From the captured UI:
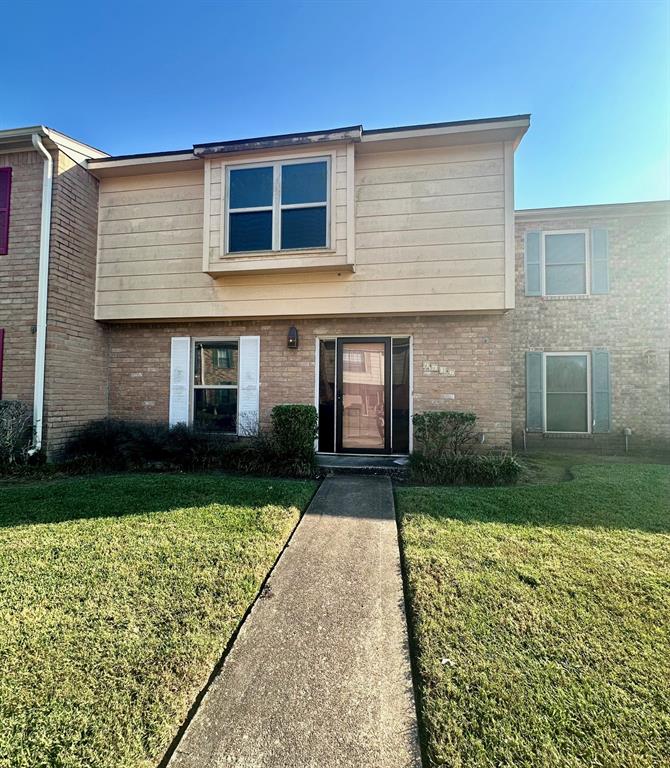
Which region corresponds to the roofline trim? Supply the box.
[193,126,363,157]
[362,114,531,136]
[89,148,194,164]
[0,125,109,159]
[0,125,47,146]
[44,127,109,158]
[516,199,670,219]
[193,125,363,151]
[88,113,532,165]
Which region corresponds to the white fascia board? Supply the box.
[87,152,201,178]
[516,200,670,220]
[360,118,530,152]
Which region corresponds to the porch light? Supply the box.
[287,326,299,349]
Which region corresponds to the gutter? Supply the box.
[29,132,53,454]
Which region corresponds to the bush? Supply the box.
[410,410,520,486]
[0,400,33,470]
[412,411,478,458]
[62,408,319,478]
[62,419,232,472]
[163,424,232,471]
[270,404,318,462]
[409,452,522,486]
[63,418,140,470]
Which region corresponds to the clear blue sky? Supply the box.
[2,0,668,208]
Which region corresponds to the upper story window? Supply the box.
[524,228,610,298]
[543,230,588,295]
[227,158,329,254]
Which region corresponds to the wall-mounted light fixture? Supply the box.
[287,325,299,349]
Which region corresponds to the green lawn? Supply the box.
[397,458,670,768]
[0,473,316,768]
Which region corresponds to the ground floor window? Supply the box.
[544,352,590,433]
[193,340,239,432]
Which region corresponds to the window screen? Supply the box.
[545,354,589,432]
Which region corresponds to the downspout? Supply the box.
[29,132,53,454]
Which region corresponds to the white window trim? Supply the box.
[191,337,240,434]
[541,229,590,297]
[542,351,591,434]
[224,152,333,256]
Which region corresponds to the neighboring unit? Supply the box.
[0,127,108,455]
[514,201,670,452]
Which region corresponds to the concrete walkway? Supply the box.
[168,476,421,768]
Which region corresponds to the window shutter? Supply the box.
[0,168,12,256]
[591,229,609,294]
[592,350,611,433]
[0,328,4,399]
[169,337,191,426]
[526,351,544,432]
[238,335,260,436]
[524,231,542,296]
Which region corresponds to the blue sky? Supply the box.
[2,0,668,208]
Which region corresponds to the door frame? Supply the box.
[335,336,392,455]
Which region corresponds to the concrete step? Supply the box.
[316,454,410,477]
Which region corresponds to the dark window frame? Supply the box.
[192,339,240,434]
[225,156,330,254]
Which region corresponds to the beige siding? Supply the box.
[96,142,510,320]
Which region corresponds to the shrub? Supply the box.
[62,419,233,472]
[62,418,131,469]
[0,400,33,470]
[410,410,520,486]
[161,424,233,471]
[62,410,319,478]
[270,404,318,464]
[409,452,522,486]
[412,411,478,458]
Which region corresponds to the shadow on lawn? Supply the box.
[0,473,316,529]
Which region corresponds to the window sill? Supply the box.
[206,249,353,276]
[225,246,335,258]
[542,432,593,439]
[541,294,592,301]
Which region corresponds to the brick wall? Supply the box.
[107,314,512,448]
[0,150,42,404]
[513,204,670,453]
[43,149,108,456]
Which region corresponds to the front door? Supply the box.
[336,338,391,454]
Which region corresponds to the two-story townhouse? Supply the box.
[87,116,529,457]
[0,127,108,455]
[513,201,670,453]
[3,117,668,460]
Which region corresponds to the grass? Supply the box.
[0,473,316,768]
[397,457,670,767]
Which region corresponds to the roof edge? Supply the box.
[362,113,531,136]
[88,114,532,165]
[89,148,194,164]
[193,125,363,157]
[516,199,670,219]
[0,125,108,159]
